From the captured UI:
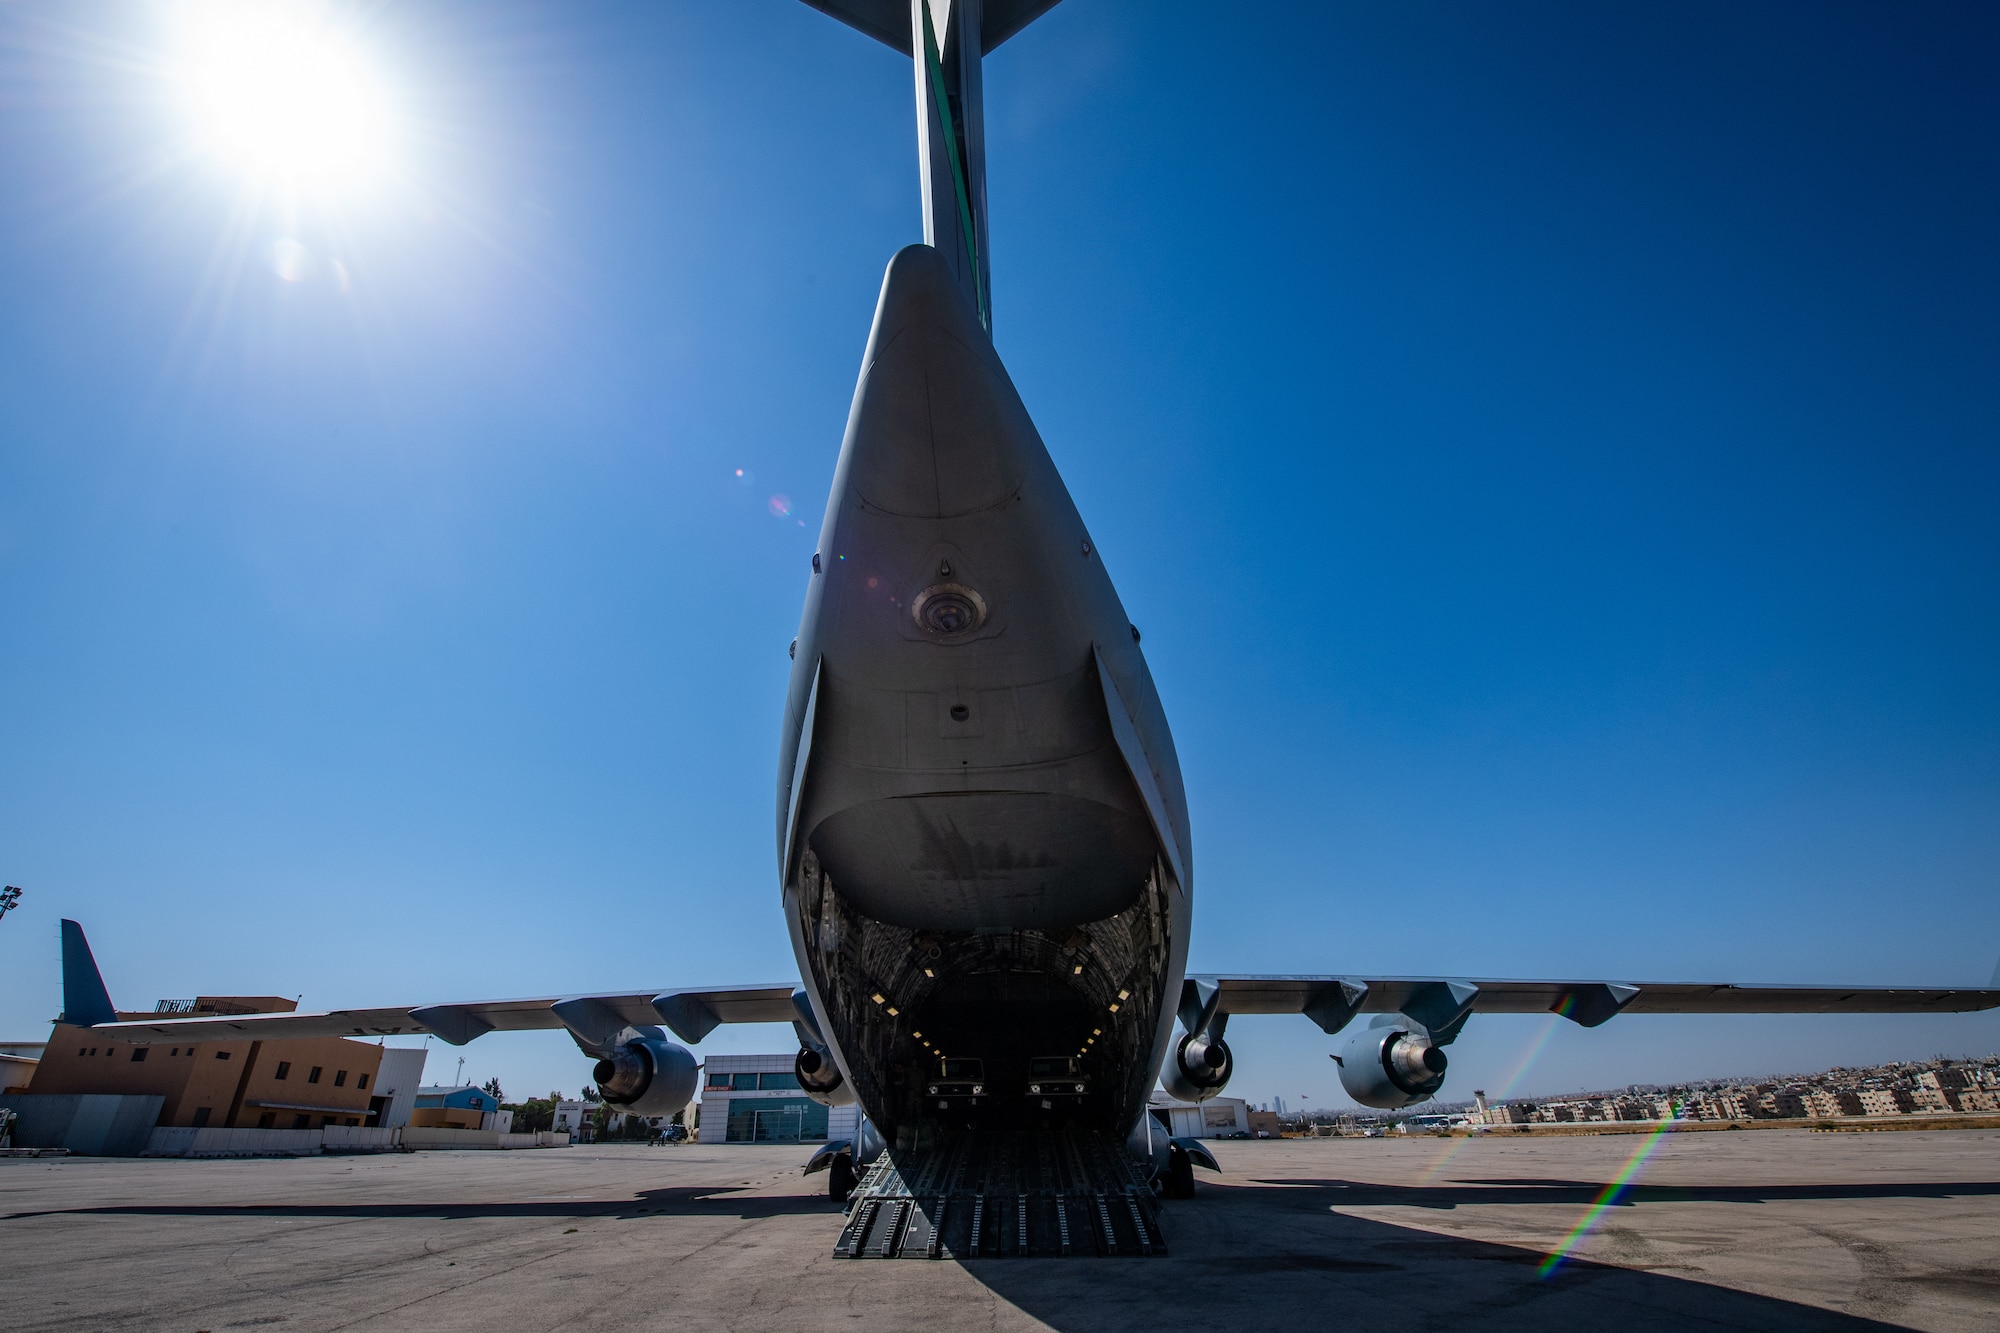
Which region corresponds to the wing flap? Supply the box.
[87,986,798,1046]
[1192,973,2000,1032]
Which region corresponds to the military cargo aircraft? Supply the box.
[62,0,2000,1257]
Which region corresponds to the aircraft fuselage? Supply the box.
[777,245,1193,1147]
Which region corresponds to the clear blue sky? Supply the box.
[2,1,1996,1111]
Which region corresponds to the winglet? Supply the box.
[59,919,117,1028]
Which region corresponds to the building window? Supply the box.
[191,1107,212,1127]
[216,1050,231,1060]
[131,1047,148,1062]
[78,1048,87,1056]
[292,1114,311,1129]
[724,1096,829,1143]
[308,1066,322,1084]
[731,1073,761,1090]
[345,1118,359,1126]
[170,1048,179,1056]
[706,1076,731,1090]
[758,1072,801,1090]
[356,1073,368,1090]
[275,1062,291,1081]
[334,1070,347,1087]
[257,1113,275,1129]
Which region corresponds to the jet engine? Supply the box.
[795,1043,853,1106]
[1159,1029,1233,1103]
[1334,1018,1447,1110]
[593,1030,699,1117]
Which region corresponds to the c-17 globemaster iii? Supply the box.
[62,0,2000,1258]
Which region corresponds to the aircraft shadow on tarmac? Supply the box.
[10,1175,1993,1329]
[952,1176,1999,1332]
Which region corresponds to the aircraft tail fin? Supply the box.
[801,0,1061,56]
[59,919,117,1028]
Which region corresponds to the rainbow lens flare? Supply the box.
[1535,1104,1683,1280]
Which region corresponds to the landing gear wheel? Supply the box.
[828,1152,857,1203]
[1163,1146,1195,1199]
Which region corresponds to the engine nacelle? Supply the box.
[795,1044,854,1106]
[1160,1030,1233,1103]
[593,1031,699,1117]
[1334,1020,1448,1110]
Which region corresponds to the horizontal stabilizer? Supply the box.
[801,0,1062,56]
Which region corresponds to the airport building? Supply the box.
[1147,1092,1251,1138]
[22,997,409,1130]
[698,1054,862,1144]
[1,1042,43,1095]
[411,1084,509,1131]
[371,1048,429,1129]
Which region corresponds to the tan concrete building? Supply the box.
[28,997,383,1130]
[1803,1088,1863,1117]
[1856,1087,1912,1117]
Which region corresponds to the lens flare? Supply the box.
[768,494,792,517]
[1415,1012,1563,1185]
[267,238,314,282]
[1535,1104,1684,1279]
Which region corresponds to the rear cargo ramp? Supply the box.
[833,1125,1166,1259]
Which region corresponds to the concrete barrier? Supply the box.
[130,1124,573,1156]
[0,1094,163,1156]
[144,1127,325,1157]
[401,1126,569,1150]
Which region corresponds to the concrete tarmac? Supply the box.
[3,1128,1997,1331]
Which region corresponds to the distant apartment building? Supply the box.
[1857,1088,1913,1117]
[1803,1089,1863,1118]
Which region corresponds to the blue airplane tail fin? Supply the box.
[60,919,117,1028]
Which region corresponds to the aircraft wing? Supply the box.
[1185,973,2000,1035]
[83,985,802,1047]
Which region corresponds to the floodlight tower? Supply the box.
[804,0,1060,332]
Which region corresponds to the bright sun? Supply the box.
[178,2,390,192]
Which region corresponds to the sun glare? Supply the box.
[178,2,390,192]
